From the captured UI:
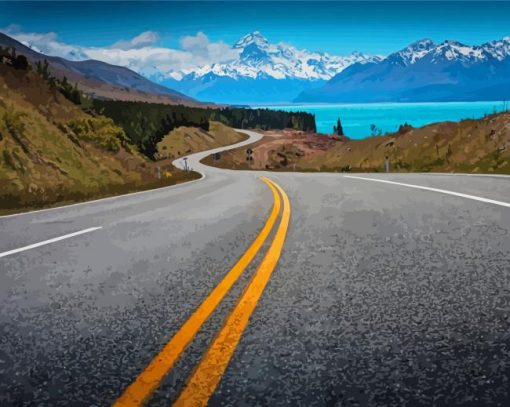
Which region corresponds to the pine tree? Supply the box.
[333,117,344,136]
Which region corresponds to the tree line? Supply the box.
[92,100,316,158]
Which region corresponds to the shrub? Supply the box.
[3,148,25,172]
[67,116,130,153]
[3,106,26,138]
[12,55,29,70]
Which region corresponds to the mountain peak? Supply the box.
[433,40,484,61]
[442,39,464,47]
[409,38,435,49]
[171,32,381,82]
[390,38,435,65]
[234,32,269,49]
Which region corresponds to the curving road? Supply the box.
[1,129,510,406]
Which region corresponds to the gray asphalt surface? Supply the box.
[1,130,510,406]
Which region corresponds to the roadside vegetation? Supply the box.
[0,51,200,214]
[0,48,312,213]
[205,112,510,174]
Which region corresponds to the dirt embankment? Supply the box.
[205,113,510,174]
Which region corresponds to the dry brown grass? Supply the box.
[155,121,248,160]
[206,113,510,174]
[0,64,200,213]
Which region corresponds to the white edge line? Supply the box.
[420,172,510,179]
[344,175,510,208]
[0,227,103,259]
[0,173,206,220]
[0,129,262,220]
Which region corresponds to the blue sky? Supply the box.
[2,1,510,55]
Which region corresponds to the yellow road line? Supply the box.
[114,178,281,407]
[173,177,291,407]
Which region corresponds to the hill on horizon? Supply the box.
[0,32,201,106]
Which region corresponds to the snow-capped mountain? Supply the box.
[161,32,380,103]
[386,39,436,66]
[296,36,510,103]
[179,31,376,80]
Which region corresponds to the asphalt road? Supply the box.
[1,130,510,406]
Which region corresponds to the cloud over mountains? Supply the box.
[1,26,239,78]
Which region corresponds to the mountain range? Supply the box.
[296,37,510,103]
[0,32,198,106]
[3,30,510,105]
[159,32,380,104]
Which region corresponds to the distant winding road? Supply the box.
[1,129,510,406]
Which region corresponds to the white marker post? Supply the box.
[246,148,253,167]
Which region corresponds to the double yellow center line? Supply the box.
[114,177,291,406]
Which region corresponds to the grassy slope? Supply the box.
[206,113,510,174]
[155,121,248,160]
[0,65,199,213]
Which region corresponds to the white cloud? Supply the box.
[112,31,160,50]
[179,31,239,69]
[1,27,239,80]
[181,31,210,52]
[3,25,88,60]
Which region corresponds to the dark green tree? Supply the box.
[370,124,382,136]
[35,59,51,79]
[12,55,29,70]
[333,117,344,136]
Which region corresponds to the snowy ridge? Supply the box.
[388,36,510,65]
[168,32,381,81]
[296,35,510,104]
[389,39,435,66]
[167,34,510,82]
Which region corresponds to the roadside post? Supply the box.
[157,166,161,180]
[385,156,390,173]
[246,148,253,166]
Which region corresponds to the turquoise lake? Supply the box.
[262,101,509,139]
